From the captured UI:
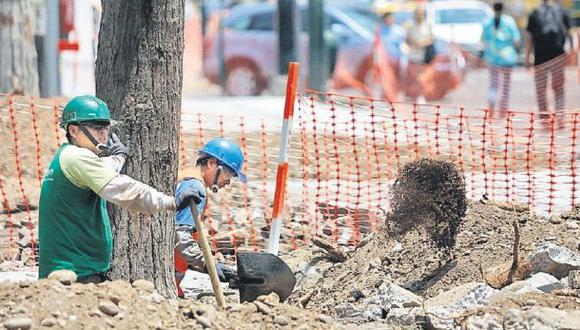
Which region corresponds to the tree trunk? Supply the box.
[95,0,184,298]
[0,0,40,96]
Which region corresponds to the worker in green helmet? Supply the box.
[38,95,204,283]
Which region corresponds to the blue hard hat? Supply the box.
[199,138,247,183]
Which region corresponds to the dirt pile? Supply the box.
[0,278,338,329]
[287,200,579,316]
[388,158,467,249]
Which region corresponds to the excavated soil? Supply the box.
[0,279,338,329]
[286,200,580,315]
[388,158,467,249]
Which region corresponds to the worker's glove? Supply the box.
[101,133,130,158]
[215,262,237,283]
[174,185,205,211]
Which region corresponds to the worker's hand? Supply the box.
[175,185,205,211]
[215,262,237,283]
[101,133,130,158]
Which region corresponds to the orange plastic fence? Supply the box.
[1,92,580,262]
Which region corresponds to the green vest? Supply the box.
[38,144,112,278]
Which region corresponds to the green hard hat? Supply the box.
[60,95,111,128]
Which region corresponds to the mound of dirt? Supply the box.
[388,158,467,249]
[288,200,579,316]
[0,278,338,329]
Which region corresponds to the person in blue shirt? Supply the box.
[379,12,408,73]
[482,2,521,111]
[174,137,247,298]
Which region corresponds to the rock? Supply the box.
[253,301,271,315]
[273,315,289,326]
[361,306,383,321]
[367,280,423,309]
[426,282,497,310]
[98,301,120,316]
[503,307,580,329]
[497,272,564,298]
[316,314,334,324]
[386,308,421,327]
[335,303,363,318]
[549,216,562,224]
[424,307,460,330]
[4,317,32,330]
[529,243,580,278]
[569,270,580,289]
[132,279,155,293]
[242,303,258,314]
[196,316,212,328]
[47,270,77,285]
[566,221,580,230]
[391,242,403,253]
[193,305,216,322]
[40,317,57,327]
[464,313,502,329]
[525,299,537,306]
[257,292,280,306]
[514,272,564,293]
[147,293,165,304]
[227,304,244,313]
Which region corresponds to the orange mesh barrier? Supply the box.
[2,91,580,261]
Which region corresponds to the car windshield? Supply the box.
[434,8,489,24]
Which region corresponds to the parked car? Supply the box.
[428,0,493,55]
[202,2,375,96]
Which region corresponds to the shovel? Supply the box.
[190,202,296,304]
[234,251,297,303]
[190,202,226,307]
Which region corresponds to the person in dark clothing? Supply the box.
[525,0,572,112]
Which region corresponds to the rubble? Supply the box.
[529,242,580,278]
[0,279,337,329]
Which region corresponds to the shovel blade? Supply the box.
[236,252,296,303]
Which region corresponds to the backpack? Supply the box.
[535,4,567,49]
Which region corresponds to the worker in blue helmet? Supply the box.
[174,137,247,297]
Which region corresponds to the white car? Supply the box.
[427,0,493,55]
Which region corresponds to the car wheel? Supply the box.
[226,60,262,96]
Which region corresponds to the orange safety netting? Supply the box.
[1,91,580,261]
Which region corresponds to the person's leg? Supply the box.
[534,64,549,114]
[551,58,566,111]
[488,66,499,110]
[499,67,512,111]
[175,225,205,272]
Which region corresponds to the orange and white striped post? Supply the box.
[268,62,299,255]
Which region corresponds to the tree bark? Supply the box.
[95,0,184,298]
[0,0,40,96]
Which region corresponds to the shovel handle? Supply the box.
[190,201,226,307]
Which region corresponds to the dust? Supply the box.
[388,158,467,249]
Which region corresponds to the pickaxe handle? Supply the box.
[190,201,226,307]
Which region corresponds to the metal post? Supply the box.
[218,0,227,95]
[200,0,207,38]
[44,0,60,97]
[308,0,327,91]
[277,0,298,75]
